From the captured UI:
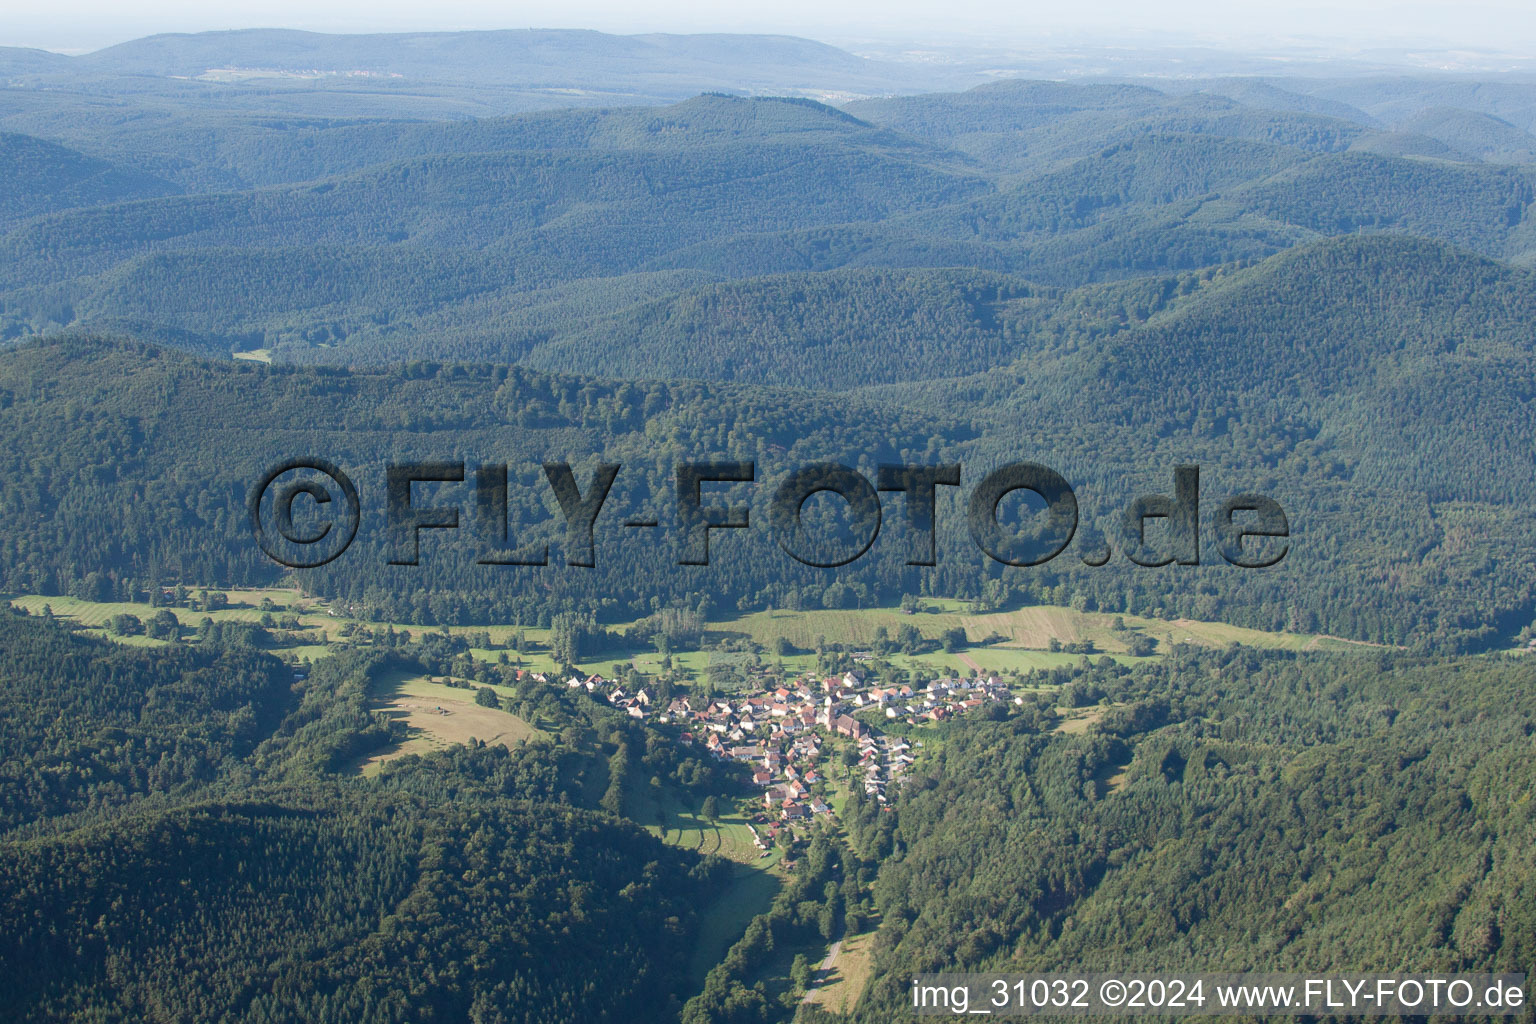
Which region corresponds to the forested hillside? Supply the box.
[0,607,724,1023]
[3,85,1534,366]
[521,268,1046,387]
[825,648,1536,1023]
[1,795,715,1023]
[0,132,180,227]
[7,227,1536,651]
[0,608,289,832]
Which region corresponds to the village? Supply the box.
[546,664,1017,848]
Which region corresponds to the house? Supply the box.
[833,714,865,739]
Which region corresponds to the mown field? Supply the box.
[354,667,545,774]
[714,601,1338,657]
[622,778,789,988]
[8,587,1372,688]
[8,589,568,669]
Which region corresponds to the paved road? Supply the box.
[800,936,844,1004]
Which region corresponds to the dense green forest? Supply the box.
[0,607,727,1022]
[2,86,1535,366]
[0,607,290,832]
[820,647,1536,1023]
[5,239,1536,652]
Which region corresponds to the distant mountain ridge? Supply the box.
[76,28,872,82]
[0,28,957,117]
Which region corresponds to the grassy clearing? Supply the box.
[629,785,786,989]
[639,788,713,853]
[590,649,713,679]
[11,587,315,624]
[1053,707,1107,734]
[803,925,879,1013]
[687,862,784,987]
[8,589,572,667]
[637,786,779,870]
[12,589,1338,683]
[713,602,1324,665]
[354,667,544,775]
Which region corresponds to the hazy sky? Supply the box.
[7,0,1536,55]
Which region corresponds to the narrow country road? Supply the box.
[800,936,844,1004]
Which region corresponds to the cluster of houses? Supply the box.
[634,669,1015,827]
[885,674,1015,726]
[513,665,1015,831]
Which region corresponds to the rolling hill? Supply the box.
[0,131,181,227]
